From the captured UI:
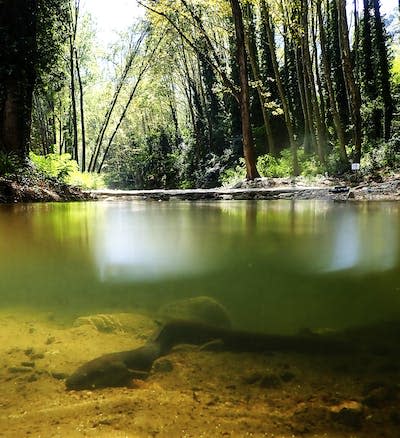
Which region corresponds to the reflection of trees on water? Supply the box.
[217,200,399,273]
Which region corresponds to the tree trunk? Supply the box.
[244,22,275,155]
[317,2,348,162]
[88,29,146,172]
[97,37,161,173]
[372,0,394,140]
[75,49,86,171]
[229,0,260,180]
[69,34,79,164]
[336,0,362,163]
[0,0,38,159]
[301,0,326,164]
[264,8,299,176]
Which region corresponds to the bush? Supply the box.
[361,136,400,174]
[220,148,324,185]
[67,171,106,189]
[29,152,78,181]
[104,130,181,189]
[220,158,247,186]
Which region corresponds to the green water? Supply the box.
[1,200,399,333]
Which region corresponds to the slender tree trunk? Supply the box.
[88,29,146,172]
[97,37,161,173]
[69,38,78,163]
[373,0,394,140]
[317,2,348,162]
[75,49,86,171]
[311,9,327,136]
[68,2,79,164]
[265,7,299,175]
[180,44,202,156]
[230,0,260,180]
[336,0,362,163]
[301,0,326,164]
[168,81,180,148]
[244,27,275,155]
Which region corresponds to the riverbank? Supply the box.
[3,173,400,204]
[91,174,400,202]
[0,175,92,203]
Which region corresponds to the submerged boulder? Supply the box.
[73,313,157,338]
[157,296,232,329]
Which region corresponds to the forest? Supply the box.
[1,0,400,190]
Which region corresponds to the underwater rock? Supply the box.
[329,401,363,429]
[157,296,231,328]
[73,313,157,336]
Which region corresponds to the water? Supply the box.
[1,200,400,333]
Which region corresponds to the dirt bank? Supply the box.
[0,175,92,203]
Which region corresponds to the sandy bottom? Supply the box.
[0,310,399,438]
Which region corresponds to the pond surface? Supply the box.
[1,200,399,332]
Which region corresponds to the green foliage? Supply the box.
[104,130,180,189]
[220,149,324,185]
[258,149,323,178]
[29,152,78,181]
[360,136,400,173]
[67,172,106,190]
[0,152,22,176]
[30,152,105,188]
[220,158,247,186]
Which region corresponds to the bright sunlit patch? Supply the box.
[94,203,210,282]
[325,208,397,273]
[82,0,144,45]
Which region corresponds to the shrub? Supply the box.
[29,152,78,181]
[67,171,106,189]
[361,136,400,174]
[220,148,324,186]
[220,158,247,186]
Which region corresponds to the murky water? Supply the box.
[1,200,399,332]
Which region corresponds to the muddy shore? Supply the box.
[0,176,91,204]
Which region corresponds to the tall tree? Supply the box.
[336,0,362,163]
[229,0,260,179]
[264,3,299,175]
[0,0,38,159]
[68,0,79,164]
[372,0,394,140]
[140,0,260,180]
[317,2,348,162]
